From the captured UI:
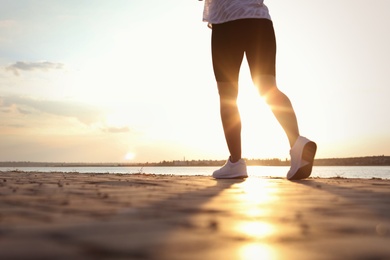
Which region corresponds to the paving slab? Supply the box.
[0,171,389,259]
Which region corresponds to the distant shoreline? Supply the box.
[1,155,389,167]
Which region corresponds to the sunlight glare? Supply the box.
[237,64,289,159]
[234,178,278,204]
[125,152,135,161]
[236,221,274,239]
[239,243,277,260]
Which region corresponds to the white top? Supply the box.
[203,0,271,24]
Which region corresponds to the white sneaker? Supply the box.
[287,136,317,180]
[213,157,248,179]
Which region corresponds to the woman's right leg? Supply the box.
[256,76,300,148]
[212,21,245,163]
[245,19,300,148]
[244,19,316,180]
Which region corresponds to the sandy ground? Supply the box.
[0,171,389,260]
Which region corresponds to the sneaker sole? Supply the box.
[213,174,248,179]
[288,141,317,180]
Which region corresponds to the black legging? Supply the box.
[211,18,276,94]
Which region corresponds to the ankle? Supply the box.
[289,135,300,148]
[229,156,241,163]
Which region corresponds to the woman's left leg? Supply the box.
[212,21,246,162]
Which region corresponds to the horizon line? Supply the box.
[0,155,389,165]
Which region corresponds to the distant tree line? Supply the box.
[1,155,389,167]
[313,155,390,166]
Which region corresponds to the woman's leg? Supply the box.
[257,76,299,148]
[212,21,245,162]
[217,82,242,162]
[243,19,316,180]
[245,19,300,148]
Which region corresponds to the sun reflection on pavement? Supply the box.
[239,243,277,260]
[236,221,274,238]
[232,178,280,259]
[234,178,279,204]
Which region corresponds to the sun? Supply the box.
[125,152,135,161]
[237,79,289,159]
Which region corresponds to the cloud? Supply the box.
[101,126,131,134]
[0,19,16,28]
[0,95,102,125]
[0,96,138,135]
[5,61,64,76]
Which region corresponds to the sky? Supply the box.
[0,0,389,163]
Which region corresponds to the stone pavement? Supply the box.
[0,171,389,259]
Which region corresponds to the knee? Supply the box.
[217,82,239,100]
[254,75,277,97]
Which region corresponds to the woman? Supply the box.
[201,0,317,180]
